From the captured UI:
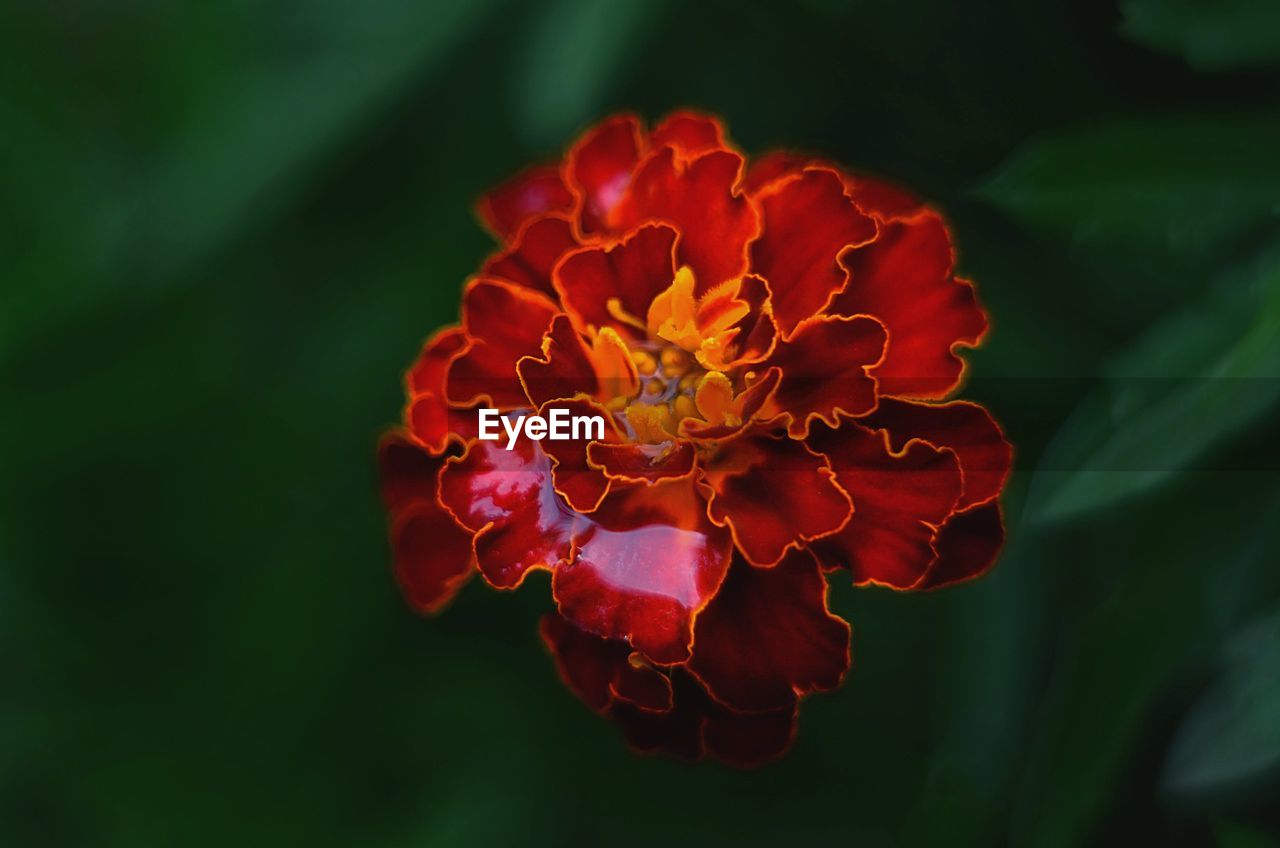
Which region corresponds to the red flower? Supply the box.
[380,111,1012,766]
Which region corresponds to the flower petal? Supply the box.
[700,431,851,566]
[688,550,850,712]
[567,114,644,234]
[554,223,678,337]
[553,477,732,664]
[587,440,697,485]
[535,396,620,513]
[475,164,574,241]
[859,397,1011,509]
[609,148,760,291]
[540,612,673,713]
[437,437,575,588]
[844,173,924,222]
[831,212,987,399]
[767,314,887,438]
[391,499,475,613]
[612,671,797,766]
[480,213,579,300]
[807,419,962,588]
[446,279,559,408]
[918,501,1004,589]
[517,314,600,408]
[751,168,877,337]
[377,434,475,612]
[404,327,471,454]
[648,110,727,158]
[742,150,810,195]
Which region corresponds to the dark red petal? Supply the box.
[378,432,441,513]
[553,223,678,337]
[610,148,760,292]
[680,367,782,441]
[700,431,851,566]
[475,164,574,242]
[567,115,645,234]
[613,671,797,767]
[688,550,850,712]
[751,168,877,337]
[391,498,475,613]
[767,315,886,438]
[480,214,579,300]
[407,327,467,396]
[377,434,475,612]
[724,274,777,366]
[540,612,673,713]
[446,279,559,408]
[918,501,1004,589]
[536,396,619,513]
[700,700,797,768]
[648,110,727,158]
[807,419,962,588]
[517,314,600,409]
[587,440,697,485]
[831,212,987,399]
[437,437,575,588]
[844,173,924,221]
[553,478,732,665]
[859,397,1011,509]
[743,150,811,195]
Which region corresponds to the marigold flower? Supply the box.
[379,111,1012,766]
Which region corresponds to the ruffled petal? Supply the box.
[700,430,851,566]
[831,212,987,399]
[843,173,924,222]
[535,396,620,513]
[766,315,886,438]
[554,223,678,337]
[807,419,962,588]
[612,671,796,766]
[446,279,559,408]
[859,397,1011,509]
[377,434,475,612]
[553,477,732,664]
[540,612,673,713]
[648,110,728,159]
[566,114,644,234]
[688,550,850,712]
[517,313,600,408]
[587,440,697,485]
[751,168,877,337]
[404,327,470,454]
[609,147,760,291]
[475,164,574,241]
[437,437,575,588]
[919,501,1004,589]
[742,150,810,196]
[480,213,579,300]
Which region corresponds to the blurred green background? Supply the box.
[3,0,1279,844]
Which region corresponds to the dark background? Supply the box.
[4,0,1280,845]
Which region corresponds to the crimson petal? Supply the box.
[554,223,678,337]
[609,147,760,292]
[480,213,579,300]
[688,550,850,712]
[832,212,987,399]
[437,437,575,588]
[553,478,731,664]
[567,114,644,234]
[446,279,559,409]
[767,314,886,438]
[700,430,851,566]
[475,164,574,241]
[807,419,962,588]
[751,168,877,337]
[540,612,673,713]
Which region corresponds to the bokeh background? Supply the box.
[4,0,1280,844]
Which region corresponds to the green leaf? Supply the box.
[1026,244,1280,525]
[1163,608,1280,797]
[977,116,1280,258]
[1121,0,1280,72]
